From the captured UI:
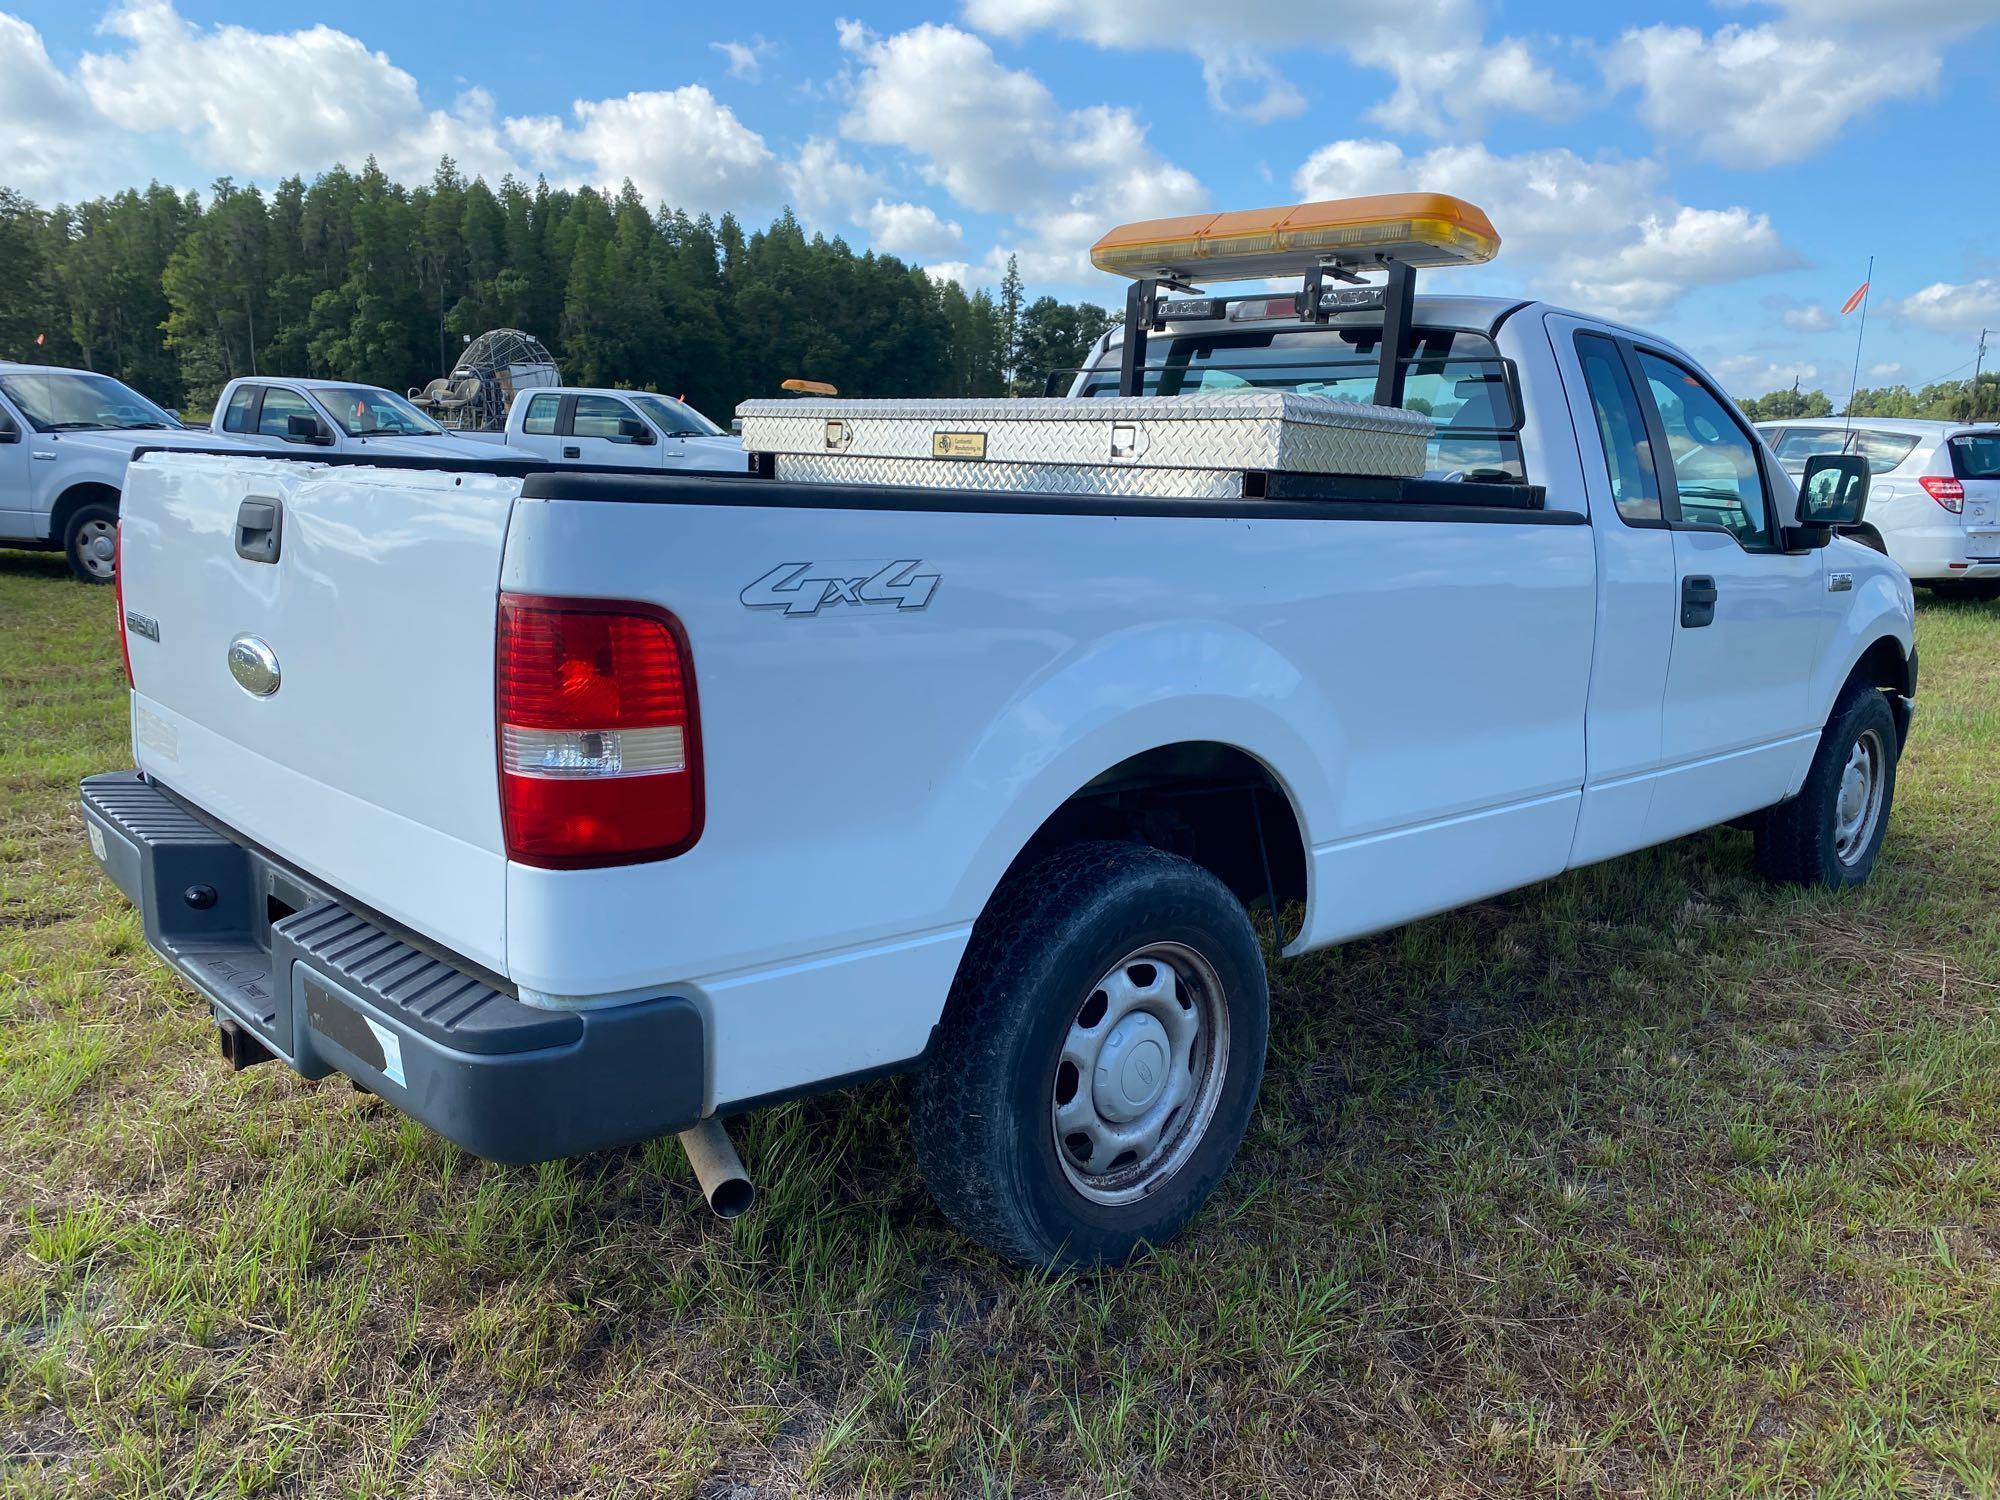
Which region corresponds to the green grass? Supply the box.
[4,547,1999,1497]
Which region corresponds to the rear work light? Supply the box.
[496,594,703,868]
[1919,475,1965,512]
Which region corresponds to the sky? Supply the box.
[3,0,1998,400]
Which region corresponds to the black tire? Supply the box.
[911,842,1269,1267]
[1754,687,1899,888]
[62,500,119,585]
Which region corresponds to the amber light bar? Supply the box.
[1090,193,1500,283]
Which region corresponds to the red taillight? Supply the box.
[496,594,703,867]
[113,523,134,688]
[1919,475,1965,512]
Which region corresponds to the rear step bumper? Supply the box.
[80,771,705,1163]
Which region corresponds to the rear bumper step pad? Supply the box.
[80,771,704,1162]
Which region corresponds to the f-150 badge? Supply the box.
[741,560,940,617]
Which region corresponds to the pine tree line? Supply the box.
[0,160,1118,421]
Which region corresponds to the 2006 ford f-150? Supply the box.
[82,195,1916,1266]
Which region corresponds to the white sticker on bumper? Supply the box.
[362,1016,407,1087]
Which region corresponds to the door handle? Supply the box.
[31,451,57,461]
[1680,574,1717,628]
[235,496,282,564]
[562,445,580,459]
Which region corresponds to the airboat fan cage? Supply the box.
[410,328,561,431]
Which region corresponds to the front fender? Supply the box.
[938,618,1338,936]
[1812,553,1916,725]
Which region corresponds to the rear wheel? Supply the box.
[1754,687,1898,888]
[62,501,118,585]
[911,842,1268,1267]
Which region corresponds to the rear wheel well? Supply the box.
[1838,635,1914,750]
[52,482,120,542]
[1001,743,1308,944]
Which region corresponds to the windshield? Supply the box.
[0,370,178,432]
[314,385,443,438]
[631,394,725,438]
[1077,325,1525,481]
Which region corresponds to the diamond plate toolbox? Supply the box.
[737,393,1434,495]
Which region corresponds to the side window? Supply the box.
[257,387,316,440]
[1574,333,1662,524]
[221,386,257,433]
[573,394,636,441]
[1635,351,1773,548]
[522,393,561,436]
[1772,428,1848,468]
[1851,429,1919,474]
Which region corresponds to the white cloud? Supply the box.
[838,22,1203,284]
[863,200,964,258]
[1294,140,1797,321]
[1708,353,1826,399]
[508,87,778,214]
[1200,52,1305,124]
[0,13,110,199]
[1782,304,1834,332]
[710,36,773,83]
[1868,361,1905,379]
[1885,279,2000,335]
[779,135,884,227]
[960,0,1580,132]
[79,0,519,182]
[1605,21,1940,169]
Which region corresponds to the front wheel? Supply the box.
[911,842,1269,1267]
[62,500,119,585]
[1754,687,1899,888]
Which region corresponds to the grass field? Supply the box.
[3,549,1998,1498]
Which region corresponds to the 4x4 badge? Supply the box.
[742,560,940,617]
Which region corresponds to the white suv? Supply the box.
[1757,418,2000,599]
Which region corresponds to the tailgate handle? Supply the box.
[235,498,283,564]
[1680,574,1717,628]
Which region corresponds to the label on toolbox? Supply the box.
[931,431,988,459]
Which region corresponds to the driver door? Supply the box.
[0,397,32,540]
[1622,342,1828,841]
[565,394,662,468]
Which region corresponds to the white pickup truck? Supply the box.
[211,376,540,461]
[82,195,1916,1267]
[0,362,232,583]
[457,386,751,472]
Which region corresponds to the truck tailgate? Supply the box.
[117,454,521,972]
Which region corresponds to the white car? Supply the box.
[212,376,540,462]
[0,362,241,583]
[458,386,751,472]
[1757,417,2000,599]
[83,193,1917,1267]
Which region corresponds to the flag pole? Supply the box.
[1844,254,1873,431]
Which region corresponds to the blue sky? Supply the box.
[4,0,1998,399]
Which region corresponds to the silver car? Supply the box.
[1756,417,2000,599]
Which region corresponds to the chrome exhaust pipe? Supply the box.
[677,1117,754,1218]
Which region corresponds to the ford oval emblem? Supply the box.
[227,635,281,697]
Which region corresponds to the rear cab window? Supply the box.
[1078,325,1527,483]
[522,393,561,435]
[221,386,256,434]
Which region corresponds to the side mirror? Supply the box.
[616,415,655,446]
[1786,451,1869,551]
[286,413,333,446]
[1800,451,1869,527]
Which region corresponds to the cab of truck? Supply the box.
[212,377,539,461]
[466,386,750,472]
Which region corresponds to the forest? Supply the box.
[0,160,1116,422]
[1739,374,1999,424]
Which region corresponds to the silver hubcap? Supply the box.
[1834,727,1886,867]
[1051,941,1229,1206]
[76,518,116,579]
